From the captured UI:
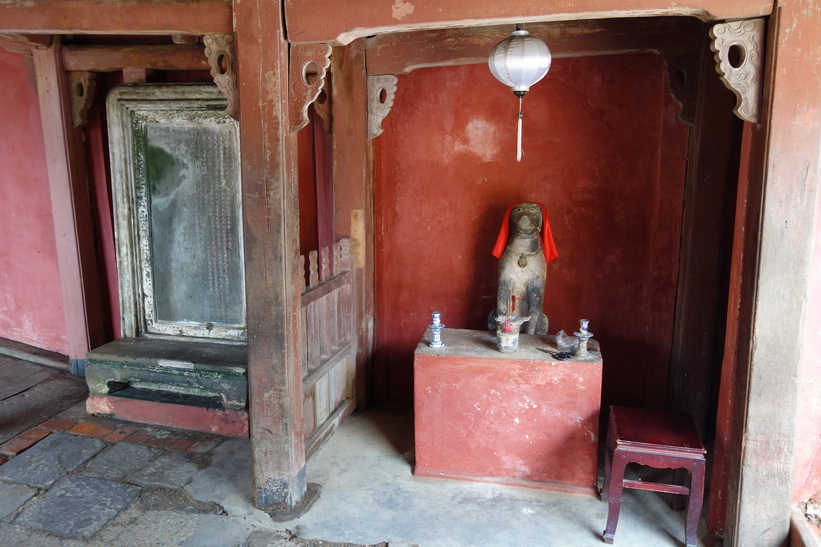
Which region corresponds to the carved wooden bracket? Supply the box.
[367,75,398,139]
[709,19,765,124]
[289,43,332,133]
[203,34,239,120]
[664,54,700,126]
[313,76,333,134]
[69,71,97,128]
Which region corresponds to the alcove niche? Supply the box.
[85,84,249,431]
[371,16,740,446]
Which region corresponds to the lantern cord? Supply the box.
[516,97,523,162]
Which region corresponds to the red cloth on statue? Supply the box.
[491,203,559,262]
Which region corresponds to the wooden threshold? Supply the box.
[0,337,70,371]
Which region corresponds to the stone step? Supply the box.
[86,337,247,411]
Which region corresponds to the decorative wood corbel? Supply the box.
[664,54,700,126]
[367,75,397,139]
[289,43,332,133]
[203,34,239,120]
[69,71,97,128]
[709,19,765,124]
[313,76,333,134]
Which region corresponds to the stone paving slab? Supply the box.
[0,482,36,519]
[14,474,140,538]
[0,432,105,488]
[82,442,162,481]
[129,450,201,488]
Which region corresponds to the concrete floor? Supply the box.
[291,407,719,547]
[0,354,722,546]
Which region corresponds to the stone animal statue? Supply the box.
[490,203,559,335]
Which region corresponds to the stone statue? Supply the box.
[490,203,558,335]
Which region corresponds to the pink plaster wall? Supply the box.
[792,190,821,504]
[0,50,67,354]
[374,54,689,405]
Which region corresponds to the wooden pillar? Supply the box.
[234,0,307,510]
[724,2,821,543]
[708,118,759,536]
[32,38,106,375]
[331,41,374,405]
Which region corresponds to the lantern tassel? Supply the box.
[516,97,523,162]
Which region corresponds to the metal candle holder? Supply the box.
[574,319,594,357]
[428,311,445,348]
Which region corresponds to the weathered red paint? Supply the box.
[782,0,821,512]
[285,0,773,44]
[86,88,120,341]
[707,122,755,535]
[793,186,821,504]
[298,117,319,258]
[0,49,67,353]
[718,1,821,541]
[332,41,374,405]
[0,0,232,35]
[86,395,249,437]
[414,330,602,495]
[235,0,307,510]
[33,40,107,366]
[374,54,688,406]
[62,45,210,72]
[365,17,706,76]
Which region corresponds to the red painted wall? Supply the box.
[374,54,689,404]
[0,50,67,354]
[298,115,319,258]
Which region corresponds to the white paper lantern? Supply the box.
[488,29,552,161]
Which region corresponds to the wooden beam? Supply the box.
[0,0,232,35]
[285,0,773,45]
[366,17,706,75]
[723,0,821,543]
[63,45,209,72]
[32,39,106,375]
[235,0,308,512]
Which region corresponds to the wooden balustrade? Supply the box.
[299,238,356,457]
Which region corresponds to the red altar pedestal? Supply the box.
[413,328,603,496]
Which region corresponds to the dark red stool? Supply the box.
[601,405,706,546]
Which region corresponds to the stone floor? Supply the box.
[0,355,723,546]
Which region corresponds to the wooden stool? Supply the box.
[601,405,706,546]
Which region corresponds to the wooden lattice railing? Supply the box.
[299,238,355,458]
